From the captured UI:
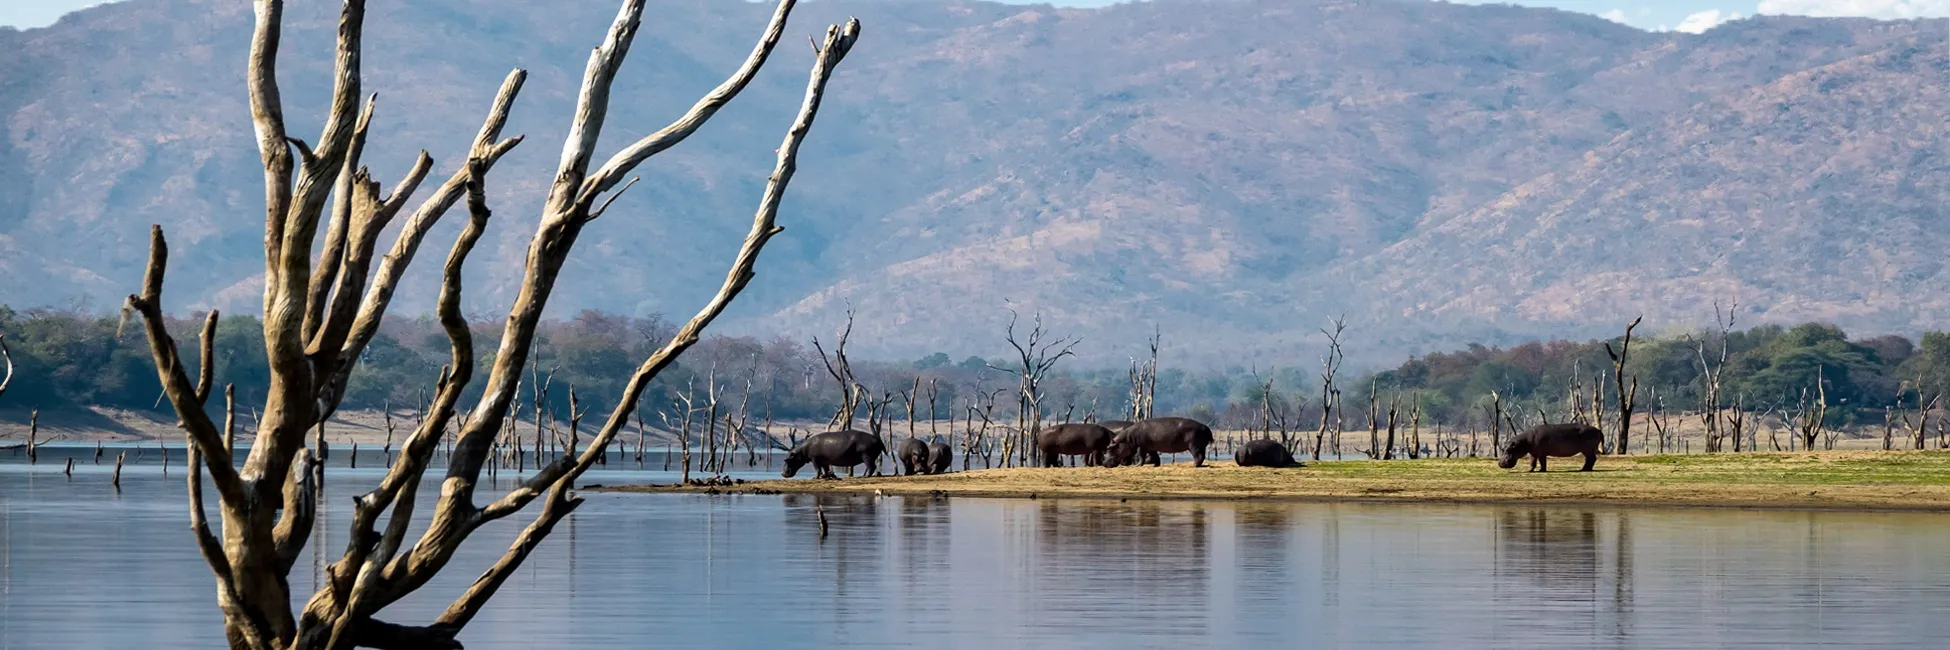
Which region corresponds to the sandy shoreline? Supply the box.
[600,451,1950,513]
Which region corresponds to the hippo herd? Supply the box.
[896,437,955,475]
[780,417,1606,479]
[781,416,1231,479]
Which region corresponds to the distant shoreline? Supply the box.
[600,451,1950,513]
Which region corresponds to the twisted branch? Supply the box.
[125,226,243,503]
[436,17,862,631]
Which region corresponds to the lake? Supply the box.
[2,446,1948,648]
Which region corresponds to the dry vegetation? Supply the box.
[614,451,1950,512]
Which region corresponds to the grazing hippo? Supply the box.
[926,439,954,474]
[1103,417,1215,468]
[1234,439,1303,468]
[783,430,886,479]
[1498,423,1603,472]
[897,438,930,476]
[1037,423,1115,467]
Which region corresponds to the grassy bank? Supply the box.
[605,451,1950,511]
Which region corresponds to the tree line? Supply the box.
[4,304,1946,436]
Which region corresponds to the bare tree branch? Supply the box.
[0,334,13,402]
[304,93,376,343]
[194,310,220,404]
[249,0,294,278]
[578,0,799,206]
[125,227,243,502]
[330,70,526,411]
[436,17,861,628]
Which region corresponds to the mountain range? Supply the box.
[1,0,1944,365]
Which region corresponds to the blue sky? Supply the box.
[2,0,1945,34]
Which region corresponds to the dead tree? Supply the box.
[1407,396,1422,459]
[1381,393,1401,460]
[1567,362,1586,425]
[701,366,722,474]
[989,310,1078,467]
[1128,327,1160,421]
[1696,302,1736,453]
[925,378,940,445]
[1883,405,1897,451]
[1761,406,1783,452]
[26,408,49,464]
[1364,379,1382,460]
[1647,388,1673,454]
[1726,394,1747,453]
[1792,372,1830,452]
[812,308,868,433]
[1604,316,1641,455]
[1314,316,1346,460]
[1905,394,1940,451]
[1904,373,1941,451]
[902,377,920,442]
[735,355,760,469]
[964,387,1006,470]
[632,400,650,465]
[667,380,699,483]
[1485,391,1505,452]
[123,2,859,648]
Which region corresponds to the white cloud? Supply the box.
[1756,0,1950,19]
[1600,8,1632,23]
[1673,9,1743,32]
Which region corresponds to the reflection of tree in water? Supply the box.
[1233,504,1297,618]
[1497,509,1600,591]
[895,495,952,606]
[781,493,896,635]
[1028,499,1213,638]
[1493,508,1636,641]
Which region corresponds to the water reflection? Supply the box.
[3,462,1950,648]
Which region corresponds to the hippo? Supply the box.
[783,430,886,479]
[1091,421,1151,462]
[926,439,954,474]
[1234,439,1303,468]
[1103,417,1215,468]
[1498,423,1603,472]
[897,437,930,476]
[1037,423,1115,467]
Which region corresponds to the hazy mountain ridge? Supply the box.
[0,0,1942,364]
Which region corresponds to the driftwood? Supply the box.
[122,2,861,648]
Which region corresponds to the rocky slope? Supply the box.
[0,0,1942,363]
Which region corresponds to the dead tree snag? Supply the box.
[125,2,860,648]
[1604,316,1642,455]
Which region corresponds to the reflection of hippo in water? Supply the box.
[897,438,930,475]
[1104,417,1214,468]
[1498,423,1603,472]
[1038,423,1115,467]
[783,430,886,479]
[926,440,954,474]
[1234,439,1303,468]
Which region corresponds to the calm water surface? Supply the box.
[2,446,1948,648]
